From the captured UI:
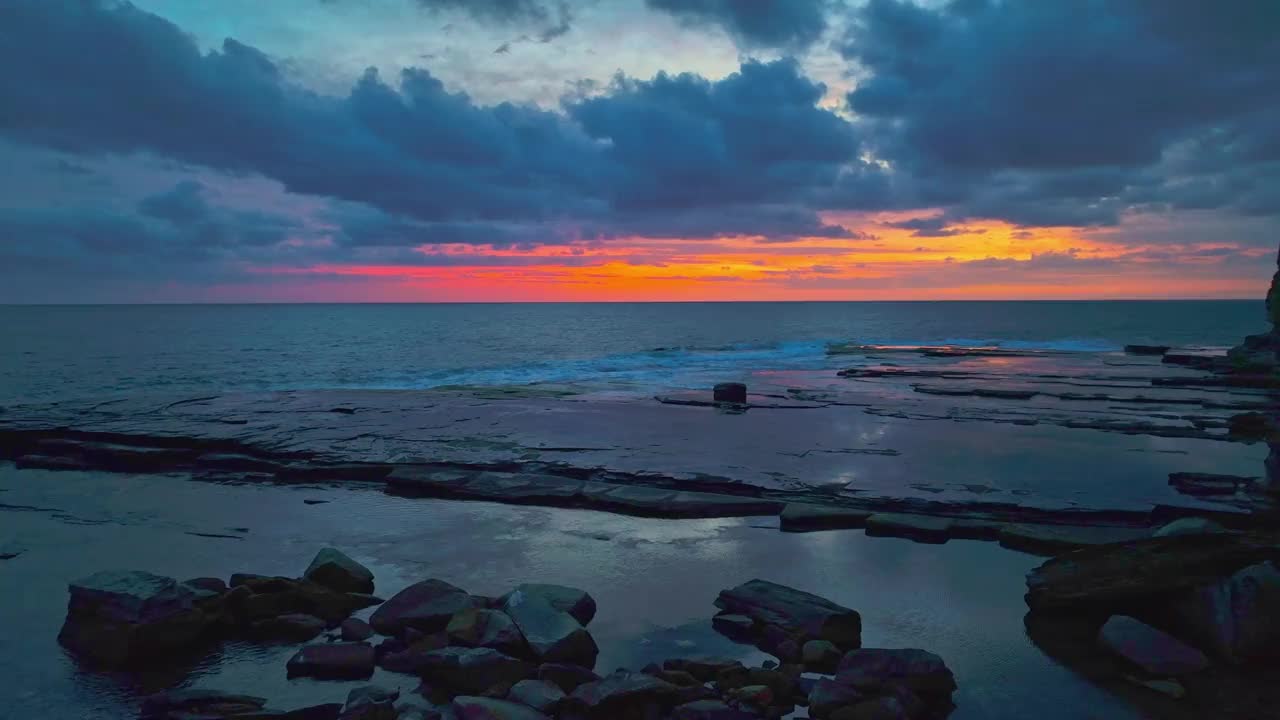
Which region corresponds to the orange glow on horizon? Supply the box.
[245,213,1270,302]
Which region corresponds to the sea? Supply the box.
[0,300,1263,403]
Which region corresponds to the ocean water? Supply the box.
[0,300,1263,403]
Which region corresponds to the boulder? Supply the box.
[714,579,862,650]
[419,647,536,694]
[506,679,565,714]
[500,583,596,625]
[537,662,601,693]
[803,639,842,673]
[1097,615,1209,675]
[448,608,528,656]
[305,548,375,594]
[341,617,375,641]
[369,579,475,636]
[1024,533,1280,613]
[713,382,747,404]
[286,642,376,680]
[58,570,214,665]
[566,671,681,718]
[502,591,598,668]
[451,696,550,720]
[184,577,229,594]
[249,613,327,642]
[1167,561,1280,663]
[835,648,956,702]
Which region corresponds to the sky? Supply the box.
[0,0,1277,303]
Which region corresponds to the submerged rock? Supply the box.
[864,514,951,544]
[304,548,375,594]
[58,570,214,666]
[369,579,474,636]
[715,579,862,652]
[998,524,1150,556]
[1098,615,1209,675]
[140,689,267,719]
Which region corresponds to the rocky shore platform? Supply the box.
[0,337,1274,551]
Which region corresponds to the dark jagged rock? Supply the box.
[1024,533,1280,613]
[713,382,747,404]
[502,589,598,667]
[140,689,267,719]
[369,579,475,636]
[225,576,381,626]
[500,583,596,626]
[304,548,375,594]
[714,579,861,652]
[1098,615,1209,675]
[58,570,215,666]
[377,632,451,674]
[286,642,376,680]
[419,647,536,695]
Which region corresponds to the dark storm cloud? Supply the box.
[840,0,1280,225]
[645,0,831,51]
[885,216,984,238]
[0,1,876,246]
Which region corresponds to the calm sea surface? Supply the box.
[0,300,1263,403]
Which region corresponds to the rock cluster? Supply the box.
[1024,532,1280,711]
[60,559,958,720]
[58,548,381,667]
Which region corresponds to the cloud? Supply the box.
[645,0,831,51]
[885,216,986,238]
[840,0,1280,225]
